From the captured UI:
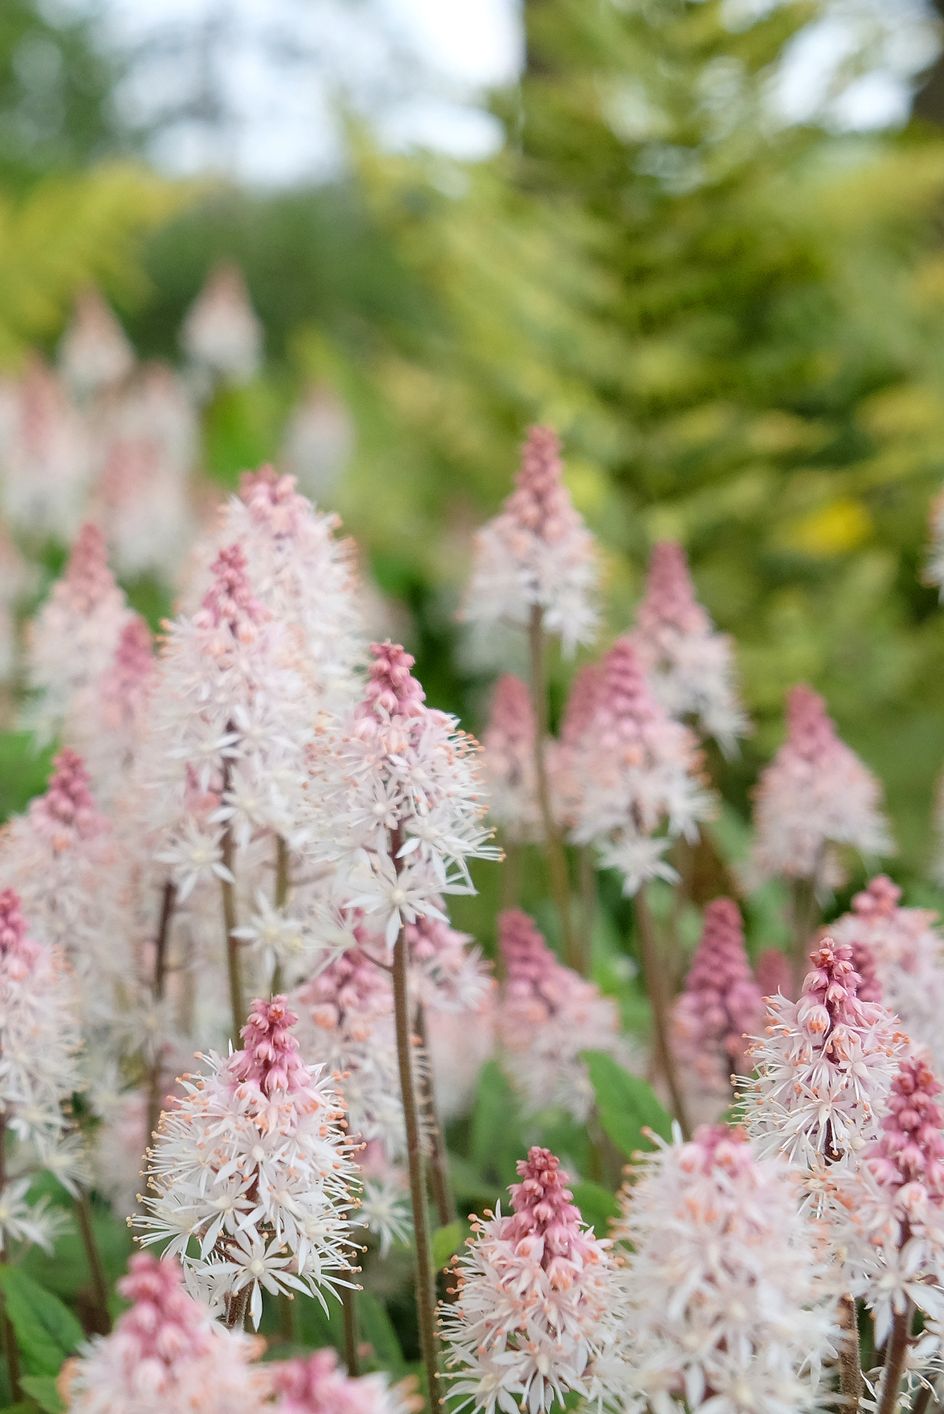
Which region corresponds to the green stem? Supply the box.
[271,834,291,995]
[219,739,245,1038]
[527,605,579,971]
[635,886,690,1137]
[392,913,442,1411]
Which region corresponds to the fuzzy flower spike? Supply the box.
[749,684,892,893]
[568,634,712,894]
[613,1125,840,1413]
[461,425,599,654]
[60,1253,268,1413]
[135,996,358,1326]
[831,1053,944,1401]
[441,1146,625,1414]
[633,541,748,755]
[740,937,905,1209]
[308,641,498,953]
[0,887,82,1249]
[496,909,626,1121]
[672,897,764,1112]
[271,1349,420,1414]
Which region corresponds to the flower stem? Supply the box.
[392,924,442,1411]
[838,1294,864,1409]
[911,1385,934,1413]
[223,1284,250,1331]
[147,879,177,1143]
[75,1192,112,1332]
[416,1005,455,1228]
[0,1125,21,1402]
[790,874,820,989]
[271,834,291,995]
[342,1284,360,1377]
[635,886,690,1137]
[219,743,245,1039]
[878,1302,913,1414]
[527,605,579,971]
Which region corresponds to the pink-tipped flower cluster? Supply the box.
[481,674,540,843]
[633,541,748,755]
[136,997,358,1325]
[307,641,497,953]
[566,635,712,894]
[0,887,82,1248]
[613,1125,840,1413]
[496,909,626,1121]
[461,426,599,654]
[741,937,905,1207]
[749,684,892,891]
[271,1350,420,1414]
[441,1147,624,1414]
[830,875,944,1072]
[60,1254,268,1413]
[672,898,763,1110]
[182,262,263,387]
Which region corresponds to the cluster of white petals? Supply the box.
[461,425,599,655]
[748,684,892,892]
[181,262,263,387]
[740,938,905,1210]
[612,1125,840,1413]
[567,635,712,894]
[632,541,748,755]
[136,997,358,1326]
[441,1147,625,1414]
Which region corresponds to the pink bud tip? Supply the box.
[233,996,306,1096]
[639,542,708,636]
[359,641,426,721]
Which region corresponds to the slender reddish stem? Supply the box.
[527,605,579,971]
[635,886,690,1137]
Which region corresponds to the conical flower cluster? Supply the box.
[633,541,748,755]
[830,875,944,1071]
[461,425,599,653]
[567,635,712,894]
[59,288,133,399]
[832,1053,944,1364]
[741,938,905,1209]
[271,1350,420,1414]
[481,674,540,843]
[496,909,625,1121]
[441,1147,624,1414]
[26,521,132,744]
[672,898,763,1111]
[0,887,82,1249]
[749,685,892,891]
[182,263,262,387]
[60,1254,268,1413]
[613,1125,840,1413]
[306,641,497,952]
[136,997,358,1325]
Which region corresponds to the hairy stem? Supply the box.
[219,751,244,1038]
[342,1284,360,1377]
[527,605,579,970]
[416,1005,455,1228]
[0,1124,20,1401]
[75,1192,112,1332]
[146,879,177,1143]
[838,1294,864,1410]
[878,1303,914,1414]
[635,886,690,1137]
[270,834,291,995]
[790,872,820,989]
[392,914,442,1410]
[223,1284,250,1331]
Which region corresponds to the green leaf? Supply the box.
[431,1220,468,1270]
[21,1374,65,1413]
[357,1291,405,1374]
[0,1267,83,1378]
[470,1061,521,1182]
[570,1180,618,1234]
[582,1051,673,1159]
